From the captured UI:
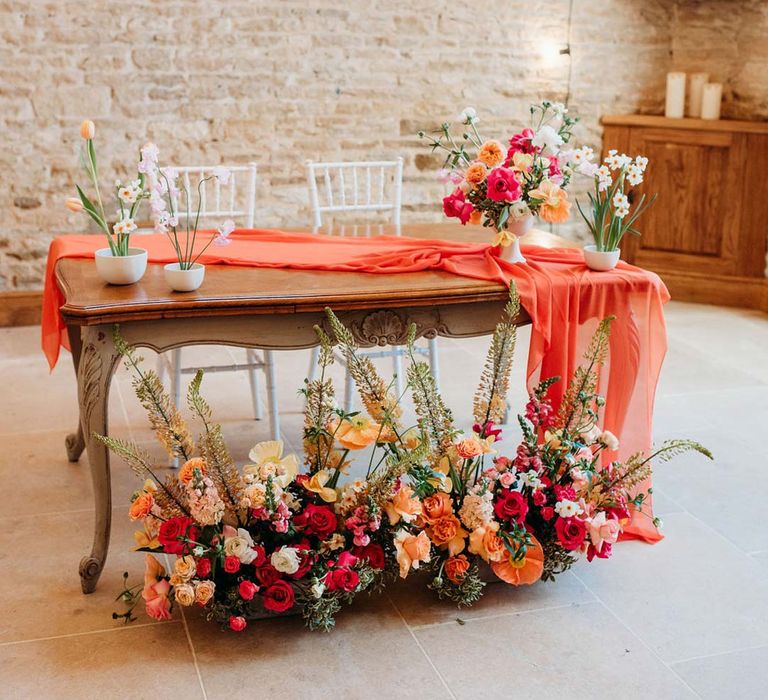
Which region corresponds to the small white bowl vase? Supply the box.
[164,262,206,292]
[94,247,148,285]
[497,214,534,264]
[583,245,621,271]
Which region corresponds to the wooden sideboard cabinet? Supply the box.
[601,115,768,311]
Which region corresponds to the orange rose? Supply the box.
[456,437,483,459]
[129,492,154,521]
[445,554,470,584]
[331,416,382,450]
[384,485,422,525]
[178,457,206,485]
[477,140,506,168]
[491,534,544,585]
[468,521,506,563]
[421,492,453,524]
[394,530,431,578]
[464,162,488,186]
[427,514,468,556]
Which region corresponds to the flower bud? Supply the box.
[80,120,95,139]
[65,197,83,213]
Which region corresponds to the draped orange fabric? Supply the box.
[42,229,670,541]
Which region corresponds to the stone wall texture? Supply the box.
[1,0,766,290]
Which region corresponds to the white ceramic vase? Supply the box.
[164,262,205,292]
[94,247,148,285]
[498,214,534,264]
[583,244,621,271]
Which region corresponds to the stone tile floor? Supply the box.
[0,300,766,699]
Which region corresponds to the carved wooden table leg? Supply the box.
[65,324,86,462]
[77,325,120,594]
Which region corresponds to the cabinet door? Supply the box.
[605,127,746,276]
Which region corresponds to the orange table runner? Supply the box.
[42,229,670,541]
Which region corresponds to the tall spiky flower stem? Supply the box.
[473,283,521,427]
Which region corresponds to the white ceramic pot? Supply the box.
[506,214,535,237]
[164,262,205,292]
[498,236,527,263]
[583,245,621,271]
[94,247,148,285]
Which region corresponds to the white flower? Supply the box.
[598,430,620,451]
[555,499,583,518]
[615,205,630,219]
[212,165,231,185]
[311,580,326,599]
[578,161,599,178]
[597,165,612,192]
[580,423,601,445]
[521,470,542,489]
[140,142,159,165]
[459,106,478,124]
[113,217,137,236]
[549,101,567,116]
[270,546,301,575]
[605,150,623,170]
[458,492,494,530]
[612,192,628,209]
[223,527,257,564]
[214,218,236,246]
[626,164,643,186]
[509,200,531,221]
[572,146,594,164]
[635,155,649,172]
[118,180,142,205]
[531,124,564,153]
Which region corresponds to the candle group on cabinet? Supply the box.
[665,71,723,120]
[700,83,723,120]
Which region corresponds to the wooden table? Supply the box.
[57,223,575,593]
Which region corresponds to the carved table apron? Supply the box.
[55,224,573,593]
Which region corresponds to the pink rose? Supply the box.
[486,168,522,203]
[143,578,172,620]
[587,512,621,553]
[238,580,259,601]
[442,189,474,224]
[499,472,516,488]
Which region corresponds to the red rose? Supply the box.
[262,580,295,613]
[295,504,338,539]
[555,516,588,551]
[229,615,247,632]
[494,490,529,524]
[223,555,241,574]
[587,541,612,562]
[289,545,314,580]
[532,490,547,507]
[486,168,522,203]
[541,506,555,521]
[442,189,474,225]
[238,580,259,601]
[195,557,211,578]
[352,543,385,570]
[251,545,267,568]
[325,567,360,593]
[158,517,199,555]
[255,564,281,587]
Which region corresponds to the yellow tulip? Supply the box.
[80,119,95,139]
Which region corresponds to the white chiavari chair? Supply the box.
[305,158,440,411]
[157,162,281,440]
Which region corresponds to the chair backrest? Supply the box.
[305,158,403,230]
[169,163,257,228]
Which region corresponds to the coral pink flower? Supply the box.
[442,189,474,224]
[508,128,536,155]
[587,512,621,553]
[486,168,522,203]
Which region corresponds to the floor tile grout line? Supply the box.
[570,569,704,699]
[178,606,209,700]
[0,620,179,648]
[668,641,768,667]
[384,593,458,700]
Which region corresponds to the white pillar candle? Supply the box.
[687,72,709,118]
[700,83,723,120]
[665,72,686,118]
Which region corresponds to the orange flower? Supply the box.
[384,484,422,525]
[65,197,83,213]
[133,522,160,550]
[464,162,488,186]
[427,514,468,556]
[331,416,382,450]
[128,492,154,521]
[445,554,470,584]
[528,179,571,224]
[142,554,172,620]
[469,210,483,225]
[491,533,544,585]
[468,521,506,563]
[80,119,95,140]
[477,140,506,168]
[455,436,484,459]
[421,492,453,524]
[178,457,206,485]
[394,530,431,578]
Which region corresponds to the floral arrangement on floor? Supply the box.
[418,101,596,249]
[105,286,710,632]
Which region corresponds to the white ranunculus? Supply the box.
[531,125,564,153]
[271,547,301,575]
[224,527,258,564]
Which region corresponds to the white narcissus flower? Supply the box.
[212,165,231,185]
[635,155,649,172]
[554,499,583,518]
[270,546,301,575]
[531,124,564,153]
[459,106,478,124]
[597,165,612,192]
[626,164,643,186]
[113,218,137,236]
[612,192,629,209]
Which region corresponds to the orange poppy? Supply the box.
[491,533,544,585]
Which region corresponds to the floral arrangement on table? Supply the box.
[418,101,595,258]
[105,285,710,632]
[576,149,657,256]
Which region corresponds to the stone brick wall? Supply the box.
[1,0,765,290]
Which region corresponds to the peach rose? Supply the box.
[445,554,470,584]
[464,162,488,186]
[178,457,206,485]
[173,555,197,581]
[468,521,505,563]
[194,580,216,605]
[477,140,506,167]
[427,514,468,556]
[394,530,431,578]
[421,492,454,524]
[456,437,483,459]
[173,583,195,606]
[128,492,154,521]
[384,485,422,525]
